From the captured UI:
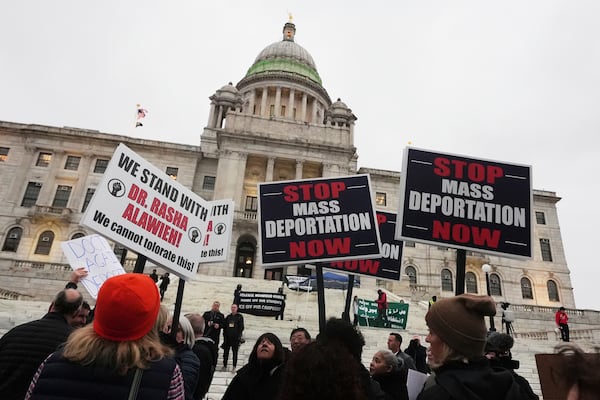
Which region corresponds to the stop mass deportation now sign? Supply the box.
[258,175,382,266]
[396,147,532,258]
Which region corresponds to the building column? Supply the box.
[311,99,318,123]
[248,90,256,115]
[261,87,268,117]
[287,89,295,119]
[266,157,275,182]
[207,103,216,127]
[38,150,65,205]
[70,154,94,209]
[275,87,281,117]
[295,160,303,179]
[301,93,307,121]
[216,105,224,128]
[7,146,36,205]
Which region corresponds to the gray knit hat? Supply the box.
[425,294,496,358]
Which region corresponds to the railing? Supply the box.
[234,210,257,221]
[510,303,587,317]
[13,260,71,272]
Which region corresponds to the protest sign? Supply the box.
[237,291,285,317]
[356,298,409,329]
[61,234,125,299]
[80,143,234,280]
[396,147,532,258]
[324,211,402,280]
[258,174,382,266]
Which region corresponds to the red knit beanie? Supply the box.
[425,294,496,359]
[93,273,161,341]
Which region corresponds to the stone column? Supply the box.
[38,150,65,205]
[311,99,318,123]
[261,87,268,117]
[266,157,275,182]
[70,154,94,211]
[287,89,295,119]
[301,93,308,121]
[248,90,256,115]
[295,160,303,179]
[7,145,36,205]
[275,87,281,117]
[216,105,224,128]
[207,102,216,128]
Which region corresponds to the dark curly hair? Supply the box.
[316,317,365,361]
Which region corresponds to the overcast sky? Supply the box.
[2,1,598,310]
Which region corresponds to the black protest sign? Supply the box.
[324,211,402,280]
[237,291,285,317]
[258,175,382,266]
[396,148,532,258]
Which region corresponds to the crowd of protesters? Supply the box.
[1,273,594,400]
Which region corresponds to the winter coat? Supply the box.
[372,368,409,400]
[222,360,285,400]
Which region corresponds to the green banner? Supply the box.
[357,298,409,329]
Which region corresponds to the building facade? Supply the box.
[0,21,575,308]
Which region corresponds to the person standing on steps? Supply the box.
[555,306,570,342]
[222,304,244,372]
[159,272,170,301]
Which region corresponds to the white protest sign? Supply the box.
[80,143,234,280]
[61,234,126,299]
[407,368,429,400]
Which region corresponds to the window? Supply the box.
[34,230,55,255]
[547,280,560,302]
[281,105,286,116]
[21,182,42,207]
[52,185,72,208]
[166,167,178,180]
[405,266,417,286]
[2,227,23,252]
[36,152,52,167]
[64,155,81,171]
[490,273,502,296]
[71,232,85,240]
[437,246,449,251]
[82,188,95,212]
[404,241,416,248]
[375,192,387,206]
[0,147,8,162]
[269,104,275,117]
[466,272,478,293]
[94,159,109,173]
[245,196,258,211]
[202,176,216,191]
[441,268,453,292]
[540,238,553,262]
[535,211,546,225]
[521,277,533,299]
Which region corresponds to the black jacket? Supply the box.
[26,350,178,399]
[202,310,225,344]
[0,312,74,400]
[222,361,285,400]
[372,369,409,400]
[191,337,217,399]
[417,359,532,400]
[223,313,244,342]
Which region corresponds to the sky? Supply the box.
[1,1,598,310]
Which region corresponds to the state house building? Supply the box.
[0,21,575,308]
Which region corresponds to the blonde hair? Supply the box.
[62,325,172,375]
[154,304,169,333]
[429,341,466,369]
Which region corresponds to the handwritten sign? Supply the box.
[61,234,125,299]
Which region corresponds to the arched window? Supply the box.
[465,272,478,293]
[34,230,55,255]
[235,241,256,278]
[521,277,534,299]
[441,268,453,292]
[547,280,560,302]
[490,273,502,296]
[2,227,23,252]
[405,266,417,287]
[71,232,85,240]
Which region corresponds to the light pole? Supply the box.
[481,264,496,331]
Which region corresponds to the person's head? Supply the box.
[485,332,514,360]
[280,342,368,400]
[370,349,398,376]
[231,304,238,314]
[236,284,242,290]
[500,302,509,310]
[211,301,220,312]
[554,343,600,400]
[316,318,365,361]
[290,327,311,353]
[51,288,84,326]
[152,269,157,274]
[559,306,566,312]
[387,333,403,353]
[432,295,437,301]
[184,312,205,338]
[425,294,496,369]
[164,272,169,277]
[63,273,168,375]
[168,315,195,348]
[377,289,382,295]
[155,304,170,333]
[71,301,91,328]
[249,332,285,367]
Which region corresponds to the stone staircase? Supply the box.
[1,273,599,400]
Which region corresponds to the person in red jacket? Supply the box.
[376,289,389,327]
[555,307,569,342]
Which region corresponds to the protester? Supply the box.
[185,312,217,399]
[404,336,429,374]
[316,318,385,400]
[159,272,171,301]
[233,284,242,305]
[501,302,515,336]
[428,295,437,310]
[71,300,92,328]
[202,301,225,348]
[387,333,416,370]
[150,268,159,283]
[25,273,184,399]
[353,295,360,326]
[0,288,83,400]
[222,332,286,400]
[553,342,600,400]
[555,306,570,342]
[280,341,368,400]
[485,332,539,400]
[222,303,245,372]
[417,294,529,400]
[289,327,311,353]
[161,312,201,400]
[370,349,409,400]
[376,289,388,326]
